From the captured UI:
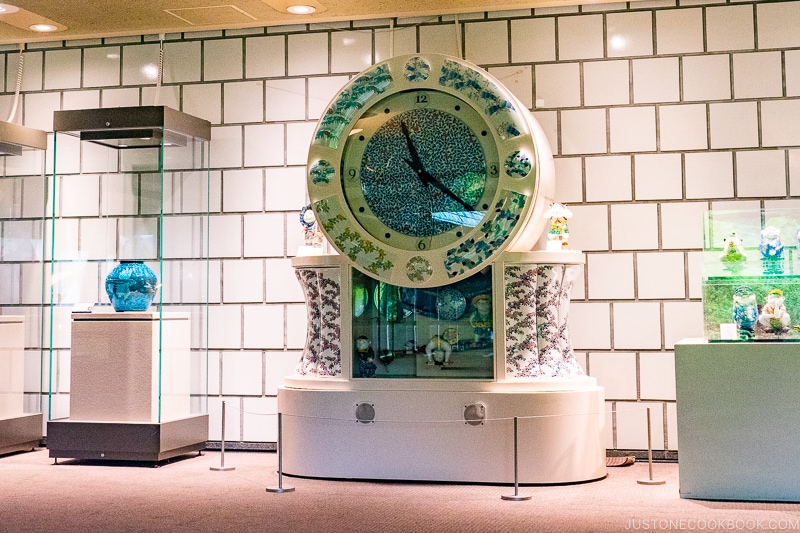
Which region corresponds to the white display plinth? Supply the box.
[47,311,207,463]
[70,311,191,423]
[0,316,25,417]
[0,315,42,455]
[675,339,800,502]
[281,251,606,484]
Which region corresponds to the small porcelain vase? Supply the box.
[105,260,158,312]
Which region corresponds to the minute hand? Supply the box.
[403,158,475,212]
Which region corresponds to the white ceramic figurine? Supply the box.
[758,289,791,332]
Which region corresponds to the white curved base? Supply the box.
[277,384,606,484]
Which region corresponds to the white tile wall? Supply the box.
[632,57,679,104]
[609,106,656,152]
[558,14,604,60]
[8,1,800,451]
[610,203,659,250]
[639,352,676,400]
[756,1,800,49]
[222,169,264,212]
[684,152,734,199]
[606,11,654,57]
[265,79,306,121]
[490,65,533,109]
[560,108,607,154]
[288,33,329,76]
[244,305,284,349]
[613,302,662,349]
[44,49,82,90]
[585,155,632,202]
[570,303,611,349]
[162,41,201,84]
[589,352,637,399]
[419,24,460,57]
[224,81,264,124]
[733,52,783,99]
[634,153,683,199]
[331,30,373,73]
[587,253,634,299]
[615,401,664,449]
[658,104,708,151]
[183,84,222,124]
[204,39,243,81]
[655,8,704,54]
[660,202,707,250]
[637,251,686,299]
[553,157,583,203]
[735,150,787,198]
[566,205,609,251]
[583,60,630,106]
[761,100,800,147]
[510,18,556,63]
[705,4,754,52]
[535,63,581,108]
[682,55,731,101]
[246,35,286,78]
[465,20,509,65]
[709,101,759,149]
[221,351,262,395]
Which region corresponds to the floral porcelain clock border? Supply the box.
[307,53,544,288]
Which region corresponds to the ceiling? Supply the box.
[0,0,613,45]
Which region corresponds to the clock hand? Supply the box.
[400,121,424,171]
[400,120,475,213]
[403,158,475,212]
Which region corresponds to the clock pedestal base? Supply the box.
[278,380,605,484]
[284,251,605,484]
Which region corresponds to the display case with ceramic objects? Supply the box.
[702,207,800,341]
[0,121,47,456]
[44,106,212,462]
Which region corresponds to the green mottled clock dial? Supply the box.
[341,90,499,252]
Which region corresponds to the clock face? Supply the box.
[341,90,499,252]
[307,54,550,288]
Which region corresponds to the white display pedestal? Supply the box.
[280,251,606,484]
[0,316,42,455]
[47,312,207,462]
[675,339,800,502]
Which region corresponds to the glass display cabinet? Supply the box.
[44,106,211,462]
[0,121,47,455]
[350,268,494,379]
[702,207,800,341]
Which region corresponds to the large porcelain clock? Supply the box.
[307,54,553,288]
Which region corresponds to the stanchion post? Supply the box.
[502,416,532,501]
[637,407,666,485]
[211,400,235,471]
[266,412,295,493]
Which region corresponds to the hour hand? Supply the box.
[403,158,475,212]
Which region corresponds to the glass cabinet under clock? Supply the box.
[351,268,494,379]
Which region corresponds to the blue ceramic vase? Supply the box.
[105,261,158,312]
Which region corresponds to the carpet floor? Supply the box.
[1,449,799,533]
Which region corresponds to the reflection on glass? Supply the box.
[352,267,494,379]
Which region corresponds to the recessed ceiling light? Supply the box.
[29,23,59,32]
[0,3,21,14]
[287,5,316,15]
